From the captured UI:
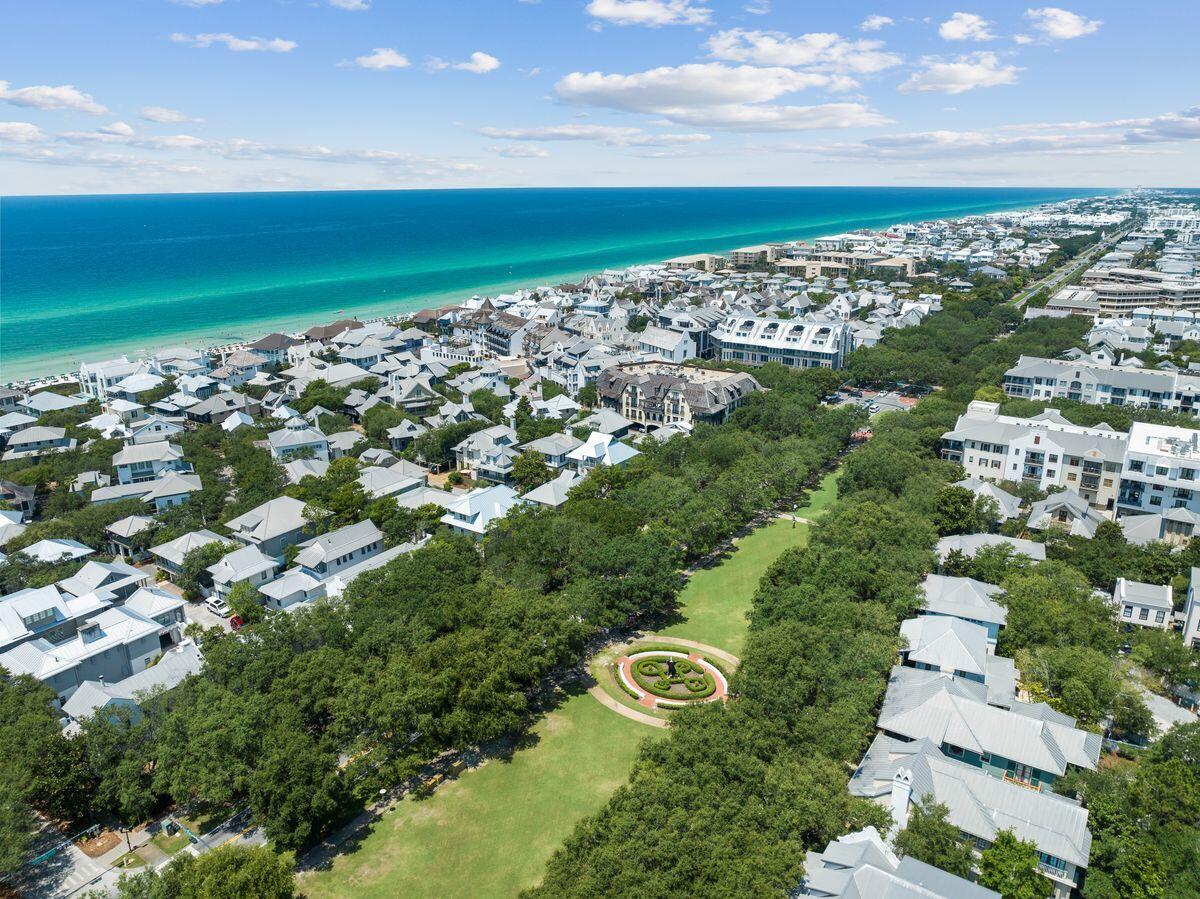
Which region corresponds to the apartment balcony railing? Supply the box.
[1002,774,1042,792]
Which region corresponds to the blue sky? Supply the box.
[1,1,1197,194]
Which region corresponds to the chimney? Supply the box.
[79,620,102,643]
[889,768,914,836]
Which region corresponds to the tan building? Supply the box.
[728,244,782,269]
[597,362,761,429]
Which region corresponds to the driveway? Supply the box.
[185,601,232,633]
[1137,683,1199,736]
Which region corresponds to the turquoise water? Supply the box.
[0,187,1104,380]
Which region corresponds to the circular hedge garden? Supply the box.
[629,654,716,701]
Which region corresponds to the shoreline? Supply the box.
[1,189,1108,385]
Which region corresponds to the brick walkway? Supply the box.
[592,634,740,726]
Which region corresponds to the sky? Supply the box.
[1,0,1198,194]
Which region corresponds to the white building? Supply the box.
[941,402,1127,512]
[1113,578,1173,630]
[712,317,853,370]
[1117,422,1200,516]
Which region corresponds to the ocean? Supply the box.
[0,186,1106,381]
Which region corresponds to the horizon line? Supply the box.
[1,184,1166,201]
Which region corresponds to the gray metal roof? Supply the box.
[849,735,1093,869]
[920,575,1007,628]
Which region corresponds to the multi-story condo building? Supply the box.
[596,362,762,429]
[940,401,1127,511]
[712,317,853,370]
[727,244,781,269]
[1002,356,1200,417]
[1116,422,1200,516]
[1080,267,1200,313]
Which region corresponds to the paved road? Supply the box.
[1012,226,1135,309]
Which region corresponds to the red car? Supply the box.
[229,615,245,630]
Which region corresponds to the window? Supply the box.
[1139,607,1149,620]
[1155,611,1165,623]
[946,744,963,757]
[1123,605,1133,618]
[1039,852,1067,874]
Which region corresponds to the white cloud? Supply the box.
[329,0,369,9]
[429,51,501,74]
[0,122,47,143]
[1025,7,1101,40]
[169,0,224,6]
[938,12,995,41]
[560,63,839,110]
[898,52,1020,94]
[556,63,889,131]
[353,48,411,70]
[1013,34,1034,44]
[585,0,711,28]
[0,80,107,114]
[860,15,894,32]
[170,32,296,52]
[492,145,550,158]
[790,107,1200,161]
[478,123,710,146]
[745,1,770,14]
[49,125,482,177]
[140,105,202,124]
[100,121,135,137]
[705,29,901,75]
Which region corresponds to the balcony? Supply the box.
[1002,773,1042,792]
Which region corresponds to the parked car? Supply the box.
[229,615,245,630]
[205,596,230,616]
[868,403,881,413]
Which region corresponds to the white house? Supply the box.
[567,432,640,473]
[440,485,519,537]
[1113,578,1173,629]
[267,419,330,463]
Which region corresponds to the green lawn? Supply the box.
[300,689,663,899]
[657,467,841,655]
[301,467,842,899]
[151,829,191,856]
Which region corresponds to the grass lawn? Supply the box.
[300,688,663,899]
[657,468,841,656]
[301,466,843,899]
[151,829,191,856]
[114,851,146,870]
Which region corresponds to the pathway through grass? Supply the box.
[300,467,842,898]
[658,467,841,655]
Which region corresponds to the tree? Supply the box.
[934,486,978,536]
[226,580,265,625]
[576,384,598,408]
[974,384,1006,403]
[293,379,349,415]
[112,845,295,899]
[361,404,412,445]
[1110,687,1156,744]
[894,799,976,879]
[469,389,505,424]
[1131,629,1198,690]
[978,830,1050,899]
[513,396,535,430]
[178,541,233,601]
[511,451,552,493]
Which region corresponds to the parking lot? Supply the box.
[828,386,922,418]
